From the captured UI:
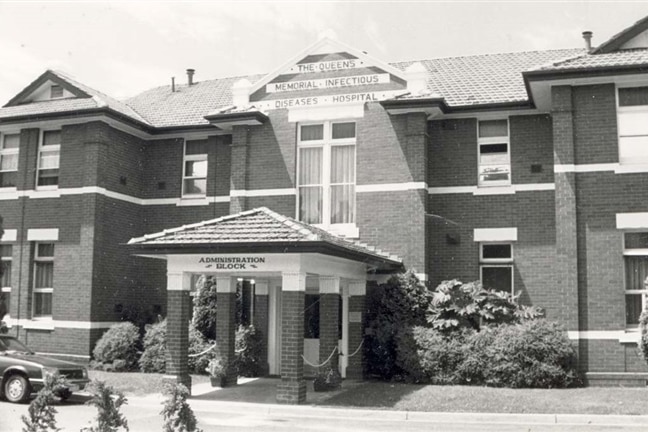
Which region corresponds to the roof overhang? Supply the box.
[380,97,448,117]
[204,110,269,131]
[524,65,648,111]
[129,241,403,272]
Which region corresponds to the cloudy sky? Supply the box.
[1,1,648,104]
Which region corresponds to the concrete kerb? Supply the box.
[127,394,648,427]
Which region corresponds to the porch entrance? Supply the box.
[128,207,402,404]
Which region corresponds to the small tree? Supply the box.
[21,373,68,432]
[192,276,218,341]
[82,380,129,432]
[161,383,202,432]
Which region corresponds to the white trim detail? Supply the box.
[616,212,648,229]
[319,276,341,294]
[216,276,237,293]
[282,272,306,292]
[615,164,648,174]
[1,229,17,242]
[415,273,428,282]
[348,279,366,296]
[255,280,269,296]
[27,228,59,242]
[288,103,365,123]
[357,182,427,193]
[567,330,641,343]
[555,163,617,173]
[167,272,192,291]
[230,188,296,197]
[428,183,555,195]
[474,227,518,242]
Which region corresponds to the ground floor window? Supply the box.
[624,232,648,327]
[479,243,514,294]
[33,243,54,318]
[0,244,10,319]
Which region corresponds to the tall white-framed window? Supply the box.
[479,242,514,294]
[297,121,356,235]
[37,130,61,189]
[623,232,648,328]
[182,139,208,198]
[0,133,19,188]
[33,243,54,319]
[617,86,648,165]
[478,119,510,186]
[1,244,11,319]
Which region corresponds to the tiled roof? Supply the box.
[531,48,648,72]
[125,74,265,128]
[391,49,584,106]
[128,207,402,264]
[0,97,99,119]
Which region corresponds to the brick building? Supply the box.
[2,16,648,402]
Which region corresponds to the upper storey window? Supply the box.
[297,121,356,234]
[37,130,60,189]
[0,133,19,188]
[182,139,208,198]
[478,119,510,187]
[618,86,648,165]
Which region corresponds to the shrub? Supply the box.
[426,280,543,334]
[459,320,578,388]
[139,320,167,373]
[395,326,467,384]
[639,310,648,363]
[189,325,217,375]
[234,325,264,377]
[192,276,218,340]
[82,380,129,432]
[365,270,432,379]
[22,374,68,432]
[161,383,202,432]
[92,322,140,371]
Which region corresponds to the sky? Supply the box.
[1,1,648,105]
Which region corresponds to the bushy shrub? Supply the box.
[234,325,264,377]
[92,322,140,371]
[139,320,217,375]
[426,280,543,334]
[395,326,467,384]
[460,320,578,388]
[365,270,431,379]
[639,310,648,363]
[192,276,218,341]
[139,320,167,373]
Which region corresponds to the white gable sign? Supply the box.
[267,73,390,93]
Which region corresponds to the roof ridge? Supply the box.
[257,207,320,241]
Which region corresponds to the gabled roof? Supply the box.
[128,207,402,267]
[593,15,648,54]
[1,69,151,126]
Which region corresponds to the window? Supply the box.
[33,243,54,318]
[617,87,648,165]
[478,119,510,186]
[50,85,63,99]
[37,130,61,188]
[182,140,207,198]
[0,133,19,188]
[623,232,648,327]
[479,243,514,294]
[1,245,11,317]
[297,121,356,230]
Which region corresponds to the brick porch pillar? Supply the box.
[277,272,306,404]
[216,276,238,387]
[253,280,270,376]
[346,280,366,379]
[318,277,340,373]
[165,272,192,391]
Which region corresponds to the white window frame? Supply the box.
[622,233,648,329]
[36,130,61,190]
[0,132,19,189]
[477,119,511,187]
[296,120,357,237]
[32,242,54,320]
[479,242,514,295]
[616,85,648,167]
[181,139,208,199]
[1,244,11,321]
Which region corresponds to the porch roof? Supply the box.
[128,207,403,270]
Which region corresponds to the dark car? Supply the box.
[0,334,89,403]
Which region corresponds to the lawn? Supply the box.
[88,371,210,396]
[319,381,648,415]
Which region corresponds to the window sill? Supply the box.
[176,197,210,207]
[32,188,61,199]
[0,188,18,200]
[473,185,515,196]
[615,164,648,174]
[315,224,360,239]
[22,319,55,331]
[619,331,641,344]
